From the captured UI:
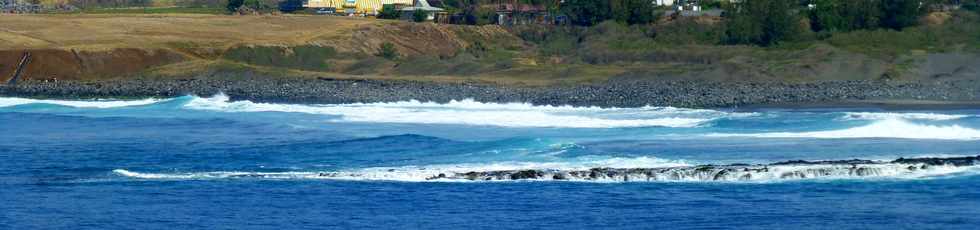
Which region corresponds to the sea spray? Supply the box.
[181,93,750,128]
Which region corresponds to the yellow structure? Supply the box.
[304,0,414,14]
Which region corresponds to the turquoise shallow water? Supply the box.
[2,95,979,229]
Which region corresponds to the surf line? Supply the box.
[417,155,980,182]
[115,155,980,182]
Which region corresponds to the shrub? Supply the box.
[378,42,399,60]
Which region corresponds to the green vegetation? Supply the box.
[611,0,659,25]
[223,45,336,71]
[966,0,980,13]
[724,0,800,46]
[808,0,884,32]
[821,11,980,57]
[30,0,980,84]
[413,9,428,22]
[377,4,401,19]
[226,0,275,12]
[809,0,925,32]
[559,0,658,26]
[226,0,242,12]
[378,42,399,60]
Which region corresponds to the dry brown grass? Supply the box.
[0,14,613,85]
[0,14,378,51]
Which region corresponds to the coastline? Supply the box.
[2,76,979,109]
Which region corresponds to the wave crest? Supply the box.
[842,112,972,121]
[182,93,745,128]
[0,97,165,108]
[708,118,980,140]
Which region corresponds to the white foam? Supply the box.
[114,156,690,181]
[182,93,748,128]
[0,97,164,108]
[842,112,971,121]
[708,118,980,140]
[112,169,321,180]
[112,162,979,183]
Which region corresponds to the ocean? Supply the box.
[2,94,979,229]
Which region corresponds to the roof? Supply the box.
[400,0,443,11]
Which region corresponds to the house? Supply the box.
[1,0,41,13]
[485,3,550,25]
[400,0,444,21]
[666,0,726,17]
[655,0,675,6]
[304,0,414,15]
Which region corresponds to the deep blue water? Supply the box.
[2,95,980,229]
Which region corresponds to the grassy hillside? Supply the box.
[1,11,978,85]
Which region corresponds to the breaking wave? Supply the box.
[708,118,980,140]
[841,112,972,121]
[0,97,165,108]
[181,93,748,128]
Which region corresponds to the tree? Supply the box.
[808,0,923,32]
[560,0,613,26]
[278,0,304,13]
[413,9,428,22]
[378,4,401,19]
[881,0,922,30]
[967,0,980,13]
[809,0,882,32]
[227,0,243,12]
[724,0,800,46]
[963,0,980,13]
[463,7,494,25]
[560,0,658,26]
[611,0,658,25]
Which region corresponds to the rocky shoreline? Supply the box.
[1,77,979,108]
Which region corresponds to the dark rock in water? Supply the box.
[772,159,876,165]
[464,171,480,180]
[428,155,980,182]
[892,155,980,166]
[510,170,542,180]
[552,173,567,180]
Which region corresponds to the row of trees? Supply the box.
[724,0,799,46]
[559,0,657,26]
[808,0,924,32]
[725,0,941,46]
